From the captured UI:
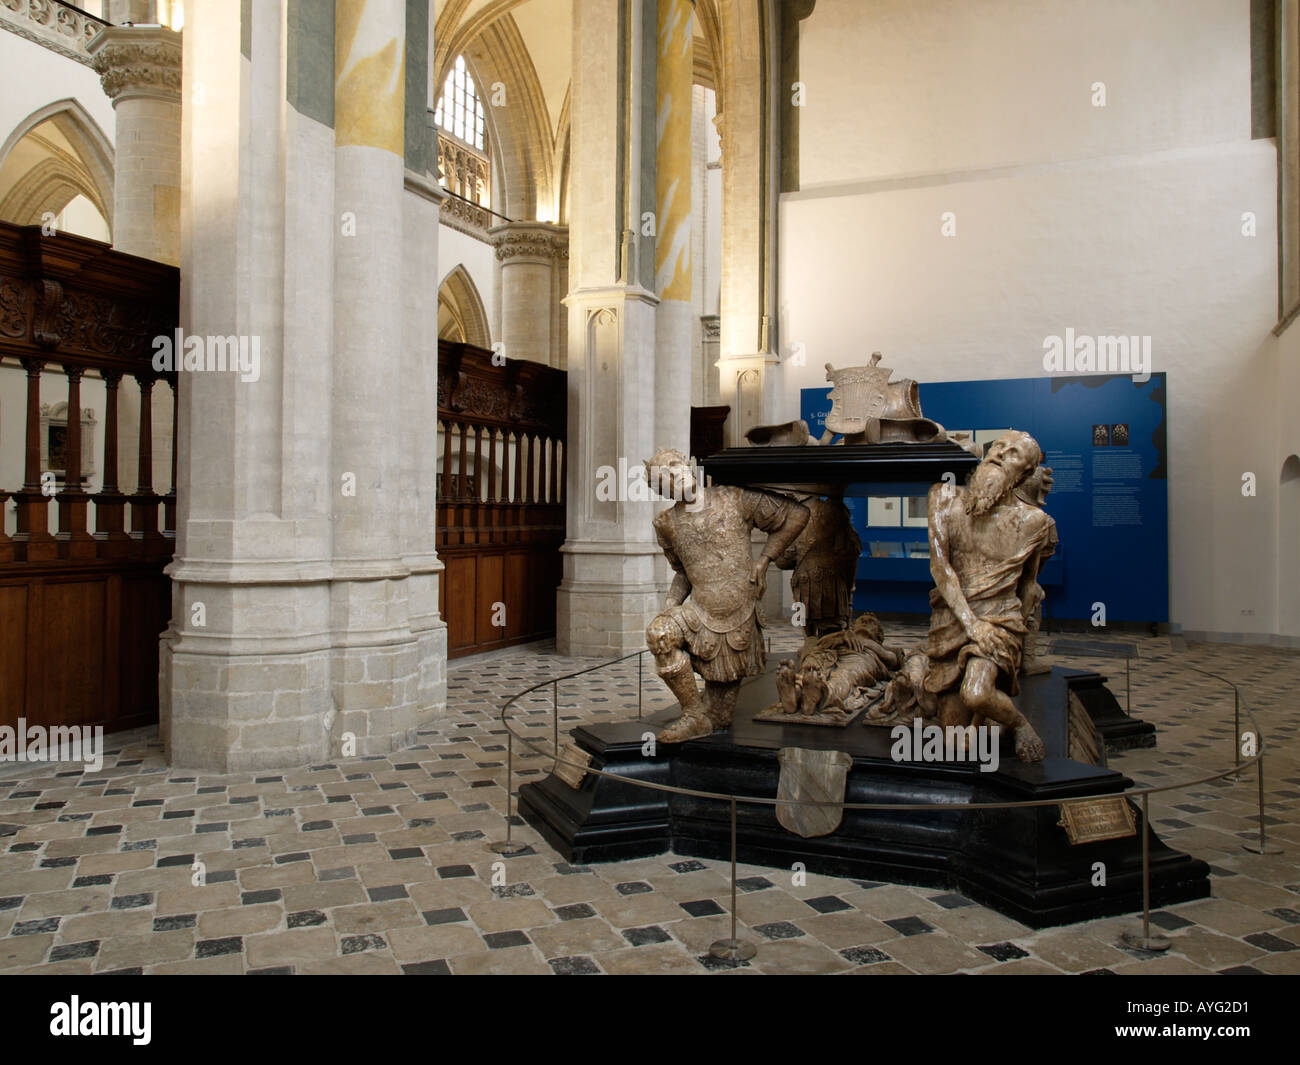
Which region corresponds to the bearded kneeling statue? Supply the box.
[923,430,1055,763]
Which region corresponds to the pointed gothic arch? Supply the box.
[0,98,114,232]
[438,263,492,349]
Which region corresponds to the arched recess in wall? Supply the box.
[1281,454,1300,636]
[0,98,113,236]
[437,3,556,221]
[438,264,493,349]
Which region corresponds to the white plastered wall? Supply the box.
[779,0,1288,643]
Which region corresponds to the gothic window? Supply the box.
[434,55,486,153]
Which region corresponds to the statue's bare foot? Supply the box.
[1014,724,1046,763]
[658,712,714,744]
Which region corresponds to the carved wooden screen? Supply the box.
[0,223,178,734]
[436,340,566,657]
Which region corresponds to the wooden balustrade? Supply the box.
[0,222,178,733]
[436,339,566,658]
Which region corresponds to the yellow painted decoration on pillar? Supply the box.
[655,0,692,301]
[335,0,405,155]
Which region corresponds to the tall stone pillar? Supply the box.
[87,24,183,266]
[715,8,780,446]
[163,0,444,771]
[328,0,425,755]
[556,0,662,657]
[490,221,569,367]
[653,0,693,455]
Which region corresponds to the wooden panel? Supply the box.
[504,551,530,640]
[0,584,29,728]
[41,577,107,728]
[443,555,478,652]
[474,553,505,646]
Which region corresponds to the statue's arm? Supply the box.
[666,570,691,609]
[751,492,810,564]
[928,485,978,637]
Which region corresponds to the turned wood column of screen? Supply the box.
[55,366,95,559]
[15,357,56,561]
[91,370,132,557]
[130,372,164,551]
[165,378,178,532]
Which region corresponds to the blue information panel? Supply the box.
[800,373,1169,623]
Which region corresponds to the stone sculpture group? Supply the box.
[645,355,1059,764]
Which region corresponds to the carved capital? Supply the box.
[489,221,569,264]
[87,25,182,105]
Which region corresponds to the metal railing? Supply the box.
[492,644,1277,963]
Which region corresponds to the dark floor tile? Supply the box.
[977,941,1029,962]
[368,884,409,902]
[341,934,387,954]
[736,876,773,893]
[422,907,468,926]
[153,914,196,931]
[195,937,242,958]
[623,925,672,947]
[680,899,725,918]
[840,945,891,965]
[615,881,653,896]
[49,940,99,961]
[402,960,451,975]
[1243,932,1294,952]
[549,955,601,974]
[754,921,804,941]
[804,895,852,914]
[437,864,475,879]
[1148,910,1195,931]
[241,889,281,906]
[884,916,933,937]
[482,930,529,950]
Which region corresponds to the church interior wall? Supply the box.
[438,222,497,344]
[779,0,1288,643]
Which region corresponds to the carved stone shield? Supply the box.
[775,747,854,838]
[824,362,892,435]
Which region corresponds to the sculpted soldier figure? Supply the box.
[775,613,903,719]
[1014,464,1058,675]
[645,448,809,743]
[773,494,861,638]
[923,430,1054,762]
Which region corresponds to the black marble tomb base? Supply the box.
[518,665,1209,929]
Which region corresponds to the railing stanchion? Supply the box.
[1120,791,1170,952]
[637,652,644,720]
[1233,687,1241,776]
[1243,753,1282,854]
[709,796,756,964]
[489,721,529,855]
[552,678,559,756]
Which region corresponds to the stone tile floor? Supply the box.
[1,626,1297,975]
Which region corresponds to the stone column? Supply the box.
[400,0,449,730]
[653,0,693,455]
[557,0,663,657]
[163,0,443,772]
[490,221,569,367]
[87,24,183,266]
[714,8,780,446]
[329,0,424,754]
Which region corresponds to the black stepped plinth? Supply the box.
[518,666,1209,929]
[703,440,979,493]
